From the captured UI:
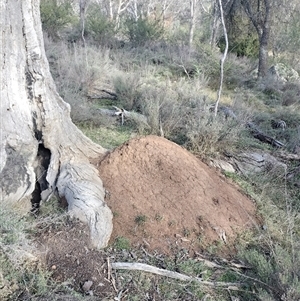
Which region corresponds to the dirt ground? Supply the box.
[98,135,258,254]
[36,218,116,299]
[36,135,258,299]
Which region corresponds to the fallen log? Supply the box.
[246,122,285,148]
[211,105,285,148]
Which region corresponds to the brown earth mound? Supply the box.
[98,135,258,254]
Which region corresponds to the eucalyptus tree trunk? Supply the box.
[189,0,197,49]
[210,1,220,48]
[241,0,272,78]
[0,0,113,248]
[214,0,228,116]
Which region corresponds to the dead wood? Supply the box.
[111,262,241,288]
[98,106,149,127]
[246,122,285,148]
[212,105,285,148]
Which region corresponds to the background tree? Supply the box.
[214,0,229,116]
[241,0,272,78]
[0,0,113,248]
[188,0,198,49]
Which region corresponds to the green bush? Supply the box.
[86,4,115,45]
[124,16,164,46]
[219,33,259,58]
[40,0,77,40]
[239,243,300,301]
[113,74,142,111]
[185,114,241,157]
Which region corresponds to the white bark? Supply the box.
[0,0,113,248]
[111,262,241,288]
[115,0,131,30]
[189,0,197,49]
[214,0,228,116]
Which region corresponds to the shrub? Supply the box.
[85,4,115,46]
[124,16,164,47]
[40,0,77,40]
[185,112,241,157]
[113,74,142,111]
[219,33,259,58]
[239,242,300,301]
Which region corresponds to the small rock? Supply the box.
[210,159,235,173]
[82,280,93,292]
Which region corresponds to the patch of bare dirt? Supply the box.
[98,135,258,255]
[36,218,115,299]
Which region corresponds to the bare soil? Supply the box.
[98,135,258,254]
[35,135,258,299]
[36,218,116,299]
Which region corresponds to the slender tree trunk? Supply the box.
[214,0,228,116]
[79,0,89,66]
[132,0,138,21]
[189,0,197,49]
[0,0,113,248]
[108,0,114,21]
[115,0,131,30]
[210,1,220,48]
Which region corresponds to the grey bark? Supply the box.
[188,0,197,49]
[241,0,272,78]
[0,0,113,248]
[210,1,220,47]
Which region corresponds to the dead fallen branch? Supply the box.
[98,106,149,127]
[246,122,285,148]
[210,105,285,148]
[194,252,250,270]
[111,262,241,288]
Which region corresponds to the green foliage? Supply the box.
[124,16,164,46]
[79,124,133,150]
[243,248,275,282]
[185,116,241,157]
[40,0,77,40]
[219,7,259,58]
[219,33,259,58]
[239,243,300,301]
[0,208,26,245]
[113,236,131,250]
[0,208,54,300]
[86,4,115,45]
[253,108,300,154]
[134,214,147,226]
[113,75,142,111]
[177,259,206,277]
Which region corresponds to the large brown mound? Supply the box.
[98,135,257,254]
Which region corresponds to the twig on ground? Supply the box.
[107,257,111,281]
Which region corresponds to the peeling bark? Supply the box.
[0,0,113,248]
